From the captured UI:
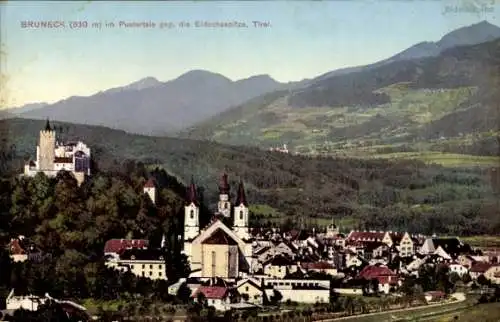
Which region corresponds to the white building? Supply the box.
[105,249,167,280]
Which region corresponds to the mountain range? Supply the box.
[12,71,304,135]
[6,20,500,156]
[181,21,500,159]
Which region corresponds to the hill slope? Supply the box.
[18,70,299,136]
[181,38,500,159]
[1,118,499,235]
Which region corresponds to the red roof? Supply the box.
[104,239,149,254]
[144,178,156,188]
[359,265,397,280]
[348,231,386,242]
[192,286,229,299]
[301,261,335,270]
[9,239,26,255]
[470,262,493,273]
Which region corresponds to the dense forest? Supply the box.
[0,166,195,313]
[1,118,500,237]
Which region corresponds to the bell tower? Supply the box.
[233,181,250,240]
[184,179,200,241]
[183,178,200,260]
[38,119,56,171]
[217,172,231,218]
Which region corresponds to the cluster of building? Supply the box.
[7,123,500,314]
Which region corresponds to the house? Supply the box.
[358,265,399,294]
[236,278,265,305]
[424,291,446,303]
[448,261,469,277]
[419,238,471,258]
[263,255,298,278]
[469,262,493,280]
[8,238,28,262]
[300,261,338,276]
[105,248,166,280]
[484,265,500,284]
[192,286,232,311]
[5,289,89,318]
[6,289,47,311]
[262,279,330,304]
[397,233,415,257]
[103,239,149,259]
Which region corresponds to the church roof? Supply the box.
[219,172,230,194]
[235,181,248,206]
[186,178,199,206]
[44,118,52,131]
[203,228,238,245]
[144,178,156,188]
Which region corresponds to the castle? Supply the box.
[23,120,91,186]
[182,173,254,279]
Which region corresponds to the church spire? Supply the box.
[187,177,198,206]
[44,118,52,131]
[219,172,230,195]
[236,180,248,206]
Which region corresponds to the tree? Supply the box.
[270,290,283,306]
[177,282,192,303]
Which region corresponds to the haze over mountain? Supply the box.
[182,22,500,159]
[17,70,302,135]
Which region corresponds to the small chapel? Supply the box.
[182,173,254,280]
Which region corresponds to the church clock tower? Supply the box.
[217,172,231,218]
[183,179,200,260]
[233,181,250,240]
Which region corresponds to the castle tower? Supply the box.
[233,181,250,240]
[38,119,56,171]
[217,172,231,217]
[143,178,156,204]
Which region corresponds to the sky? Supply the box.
[1,0,499,108]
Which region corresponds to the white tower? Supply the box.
[143,178,156,204]
[217,172,231,217]
[183,180,200,260]
[233,181,250,240]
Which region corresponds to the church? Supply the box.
[182,173,254,280]
[23,120,91,186]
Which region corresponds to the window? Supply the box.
[142,264,145,269]
[240,211,243,220]
[130,265,134,269]
[142,272,145,276]
[159,265,162,269]
[149,271,153,276]
[159,272,162,277]
[150,264,153,269]
[211,251,216,277]
[190,210,194,219]
[224,203,228,209]
[245,286,249,292]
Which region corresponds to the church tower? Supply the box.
[143,178,156,205]
[233,181,250,240]
[38,119,56,171]
[217,172,231,218]
[183,179,200,260]
[184,179,200,241]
